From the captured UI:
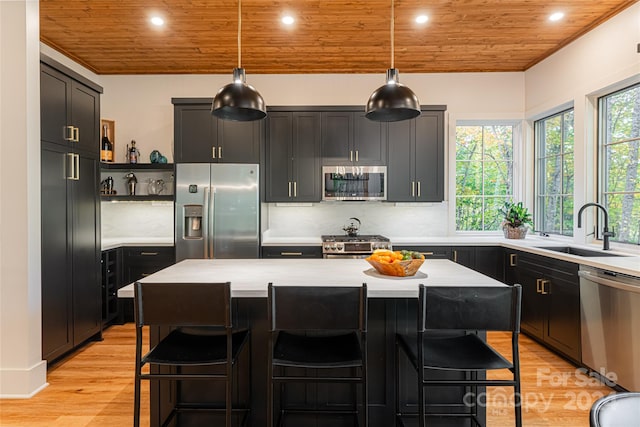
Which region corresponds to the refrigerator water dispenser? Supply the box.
[183,205,203,239]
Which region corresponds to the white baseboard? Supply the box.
[0,360,48,398]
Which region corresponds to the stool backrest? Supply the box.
[134,282,232,327]
[268,284,367,331]
[420,284,521,332]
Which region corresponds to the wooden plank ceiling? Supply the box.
[40,0,637,75]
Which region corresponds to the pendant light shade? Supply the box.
[211,0,266,121]
[365,68,420,122]
[212,68,266,121]
[365,0,420,122]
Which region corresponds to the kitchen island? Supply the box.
[121,258,507,427]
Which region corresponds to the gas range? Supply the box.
[321,234,392,258]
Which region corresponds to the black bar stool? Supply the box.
[396,284,522,427]
[267,283,368,427]
[133,281,250,427]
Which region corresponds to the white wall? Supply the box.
[0,0,47,397]
[96,71,524,239]
[524,3,640,246]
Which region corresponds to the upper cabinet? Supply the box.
[41,61,101,158]
[172,98,263,164]
[321,110,387,166]
[387,108,446,202]
[265,110,322,202]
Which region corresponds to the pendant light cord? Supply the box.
[238,0,242,68]
[390,0,394,69]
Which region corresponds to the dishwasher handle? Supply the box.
[579,270,640,294]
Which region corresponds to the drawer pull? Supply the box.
[140,252,159,256]
[141,273,151,277]
[509,253,517,266]
[421,252,435,256]
[280,252,303,256]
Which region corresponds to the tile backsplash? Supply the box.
[101,201,174,239]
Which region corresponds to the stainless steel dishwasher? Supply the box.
[579,265,640,391]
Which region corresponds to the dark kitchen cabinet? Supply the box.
[123,246,175,284]
[450,246,504,282]
[321,110,386,165]
[41,56,102,363]
[505,250,581,363]
[101,248,122,325]
[41,62,100,158]
[265,110,322,202]
[261,246,323,258]
[387,108,446,202]
[394,245,451,259]
[172,99,262,163]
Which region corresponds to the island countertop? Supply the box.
[118,258,506,299]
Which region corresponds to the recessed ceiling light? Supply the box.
[282,15,295,25]
[549,12,564,22]
[150,16,165,27]
[415,15,429,24]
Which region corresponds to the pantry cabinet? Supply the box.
[40,55,102,362]
[172,99,263,164]
[387,108,446,202]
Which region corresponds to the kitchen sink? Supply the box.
[535,246,629,257]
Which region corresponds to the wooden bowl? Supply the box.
[365,257,425,277]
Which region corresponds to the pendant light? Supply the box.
[365,0,420,122]
[212,0,266,121]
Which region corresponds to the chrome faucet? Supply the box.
[577,203,614,250]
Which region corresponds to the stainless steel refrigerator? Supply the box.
[175,163,259,261]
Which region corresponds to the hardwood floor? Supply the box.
[0,325,614,426]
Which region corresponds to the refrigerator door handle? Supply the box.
[209,186,215,258]
[203,187,210,259]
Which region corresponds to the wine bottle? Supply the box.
[100,125,113,162]
[129,140,139,164]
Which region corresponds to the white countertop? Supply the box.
[262,235,640,277]
[118,258,505,299]
[102,237,174,251]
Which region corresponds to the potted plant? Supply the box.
[499,201,533,239]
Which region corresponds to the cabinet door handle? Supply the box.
[64,125,74,141]
[355,150,359,162]
[411,181,415,197]
[212,146,216,159]
[280,252,303,256]
[288,181,292,198]
[140,252,159,256]
[536,279,542,293]
[349,150,353,162]
[509,253,517,266]
[218,146,222,159]
[417,181,421,198]
[453,250,458,263]
[293,181,297,198]
[74,154,80,180]
[141,273,151,277]
[73,127,80,142]
[540,280,550,295]
[66,153,75,180]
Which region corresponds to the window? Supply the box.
[535,109,574,236]
[599,83,640,245]
[455,125,514,231]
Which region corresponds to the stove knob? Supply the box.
[324,245,331,251]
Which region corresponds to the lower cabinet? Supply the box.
[101,248,122,325]
[123,246,175,284]
[261,246,323,258]
[504,250,581,363]
[395,245,504,282]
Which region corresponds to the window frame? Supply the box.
[597,82,640,246]
[534,108,575,237]
[454,121,519,233]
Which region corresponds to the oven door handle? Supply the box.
[579,270,640,294]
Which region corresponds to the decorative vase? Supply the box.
[503,225,528,239]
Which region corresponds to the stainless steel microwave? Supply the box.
[322,166,387,201]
